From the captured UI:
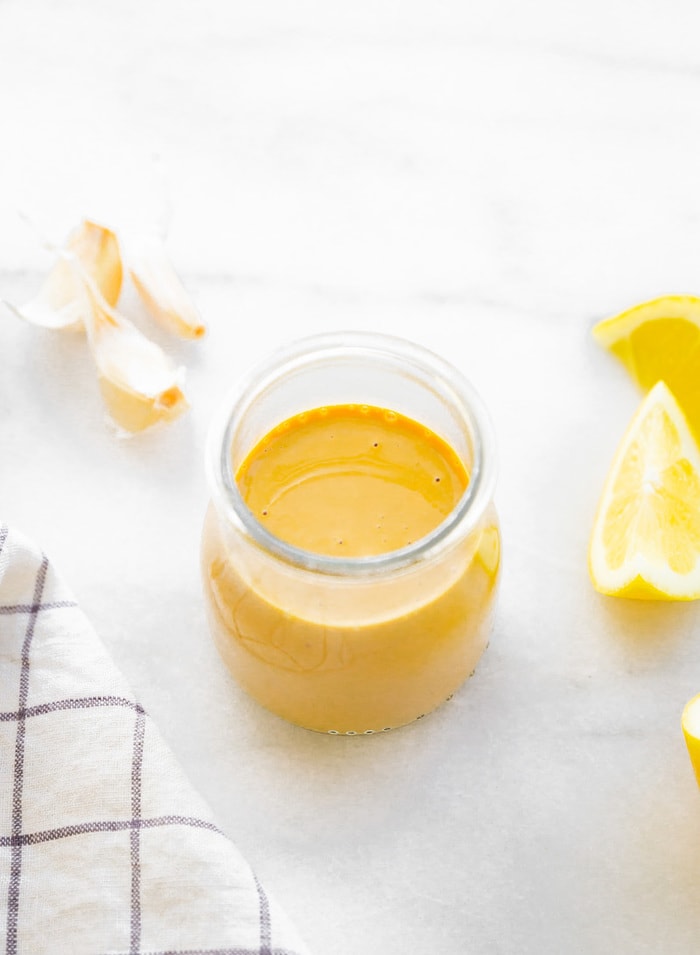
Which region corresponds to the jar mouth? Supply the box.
[207,331,497,577]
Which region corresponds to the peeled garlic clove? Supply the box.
[10,219,122,330]
[126,232,205,339]
[82,281,189,433]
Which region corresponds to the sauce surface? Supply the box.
[236,404,469,557]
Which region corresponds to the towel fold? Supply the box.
[0,524,310,955]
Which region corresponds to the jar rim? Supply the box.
[206,331,498,577]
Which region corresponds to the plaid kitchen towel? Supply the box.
[0,524,311,955]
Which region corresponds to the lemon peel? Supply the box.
[7,219,122,330]
[589,381,700,600]
[592,295,700,440]
[682,694,700,788]
[125,232,205,340]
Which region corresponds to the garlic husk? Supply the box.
[79,271,189,433]
[126,232,205,339]
[9,219,122,330]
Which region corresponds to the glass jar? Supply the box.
[201,332,501,734]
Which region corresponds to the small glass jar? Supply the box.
[201,332,501,734]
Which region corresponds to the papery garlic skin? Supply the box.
[12,220,122,330]
[126,232,205,339]
[8,271,86,330]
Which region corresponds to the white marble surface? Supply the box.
[3,1,700,952]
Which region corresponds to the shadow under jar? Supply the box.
[201,332,501,735]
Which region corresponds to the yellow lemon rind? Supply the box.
[592,295,700,347]
[681,693,700,788]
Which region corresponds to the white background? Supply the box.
[2,2,700,952]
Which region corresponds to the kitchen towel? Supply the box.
[0,524,311,955]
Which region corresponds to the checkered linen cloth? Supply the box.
[0,525,311,955]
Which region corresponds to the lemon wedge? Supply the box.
[592,296,700,439]
[682,694,700,787]
[589,381,700,599]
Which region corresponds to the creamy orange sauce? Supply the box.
[202,404,500,734]
[237,404,468,557]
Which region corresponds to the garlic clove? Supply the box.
[81,275,189,433]
[69,219,123,306]
[9,219,122,330]
[126,232,206,340]
[97,374,189,435]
